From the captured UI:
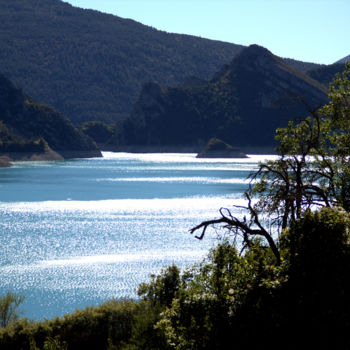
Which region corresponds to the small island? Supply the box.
[196,138,248,158]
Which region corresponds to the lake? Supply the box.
[0,152,275,320]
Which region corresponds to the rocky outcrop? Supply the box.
[0,156,11,167]
[0,74,101,161]
[197,138,247,158]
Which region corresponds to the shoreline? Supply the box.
[109,145,277,155]
[0,147,277,168]
[0,150,102,167]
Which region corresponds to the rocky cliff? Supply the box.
[196,138,247,158]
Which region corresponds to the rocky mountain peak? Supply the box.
[212,44,327,109]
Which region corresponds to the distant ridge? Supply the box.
[307,63,347,86]
[116,45,328,151]
[335,54,350,64]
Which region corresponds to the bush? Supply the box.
[0,298,169,350]
[153,208,350,349]
[0,292,25,328]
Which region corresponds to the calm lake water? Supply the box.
[0,152,276,320]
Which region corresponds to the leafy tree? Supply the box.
[153,242,273,349]
[138,265,181,309]
[191,63,350,264]
[275,207,350,349]
[171,64,350,349]
[0,292,25,328]
[30,337,68,350]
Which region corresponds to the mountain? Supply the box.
[0,0,325,126]
[307,63,346,87]
[0,74,101,163]
[283,58,321,72]
[115,45,328,151]
[0,0,245,124]
[335,54,350,64]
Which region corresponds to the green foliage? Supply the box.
[138,265,181,309]
[153,207,350,349]
[277,207,350,348]
[30,337,68,350]
[146,242,277,349]
[248,63,350,233]
[0,298,169,350]
[0,292,25,329]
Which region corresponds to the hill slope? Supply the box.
[335,54,350,64]
[117,45,328,151]
[0,74,101,161]
[0,0,245,124]
[307,63,346,87]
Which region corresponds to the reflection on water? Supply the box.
[0,153,275,320]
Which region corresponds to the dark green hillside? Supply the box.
[0,0,245,124]
[283,58,321,72]
[0,0,323,126]
[307,63,346,86]
[81,121,116,150]
[118,45,328,150]
[0,74,101,161]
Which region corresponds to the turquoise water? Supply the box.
[0,152,275,320]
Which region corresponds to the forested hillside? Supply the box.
[0,0,245,124]
[115,45,328,151]
[307,63,347,86]
[0,74,101,162]
[0,0,330,127]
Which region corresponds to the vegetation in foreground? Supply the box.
[1,65,350,349]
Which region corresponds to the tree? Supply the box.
[0,291,25,328]
[157,64,350,350]
[191,63,350,264]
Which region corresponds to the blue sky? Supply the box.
[65,0,349,65]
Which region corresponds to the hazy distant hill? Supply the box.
[116,45,328,151]
[0,74,101,161]
[335,54,350,64]
[0,0,246,124]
